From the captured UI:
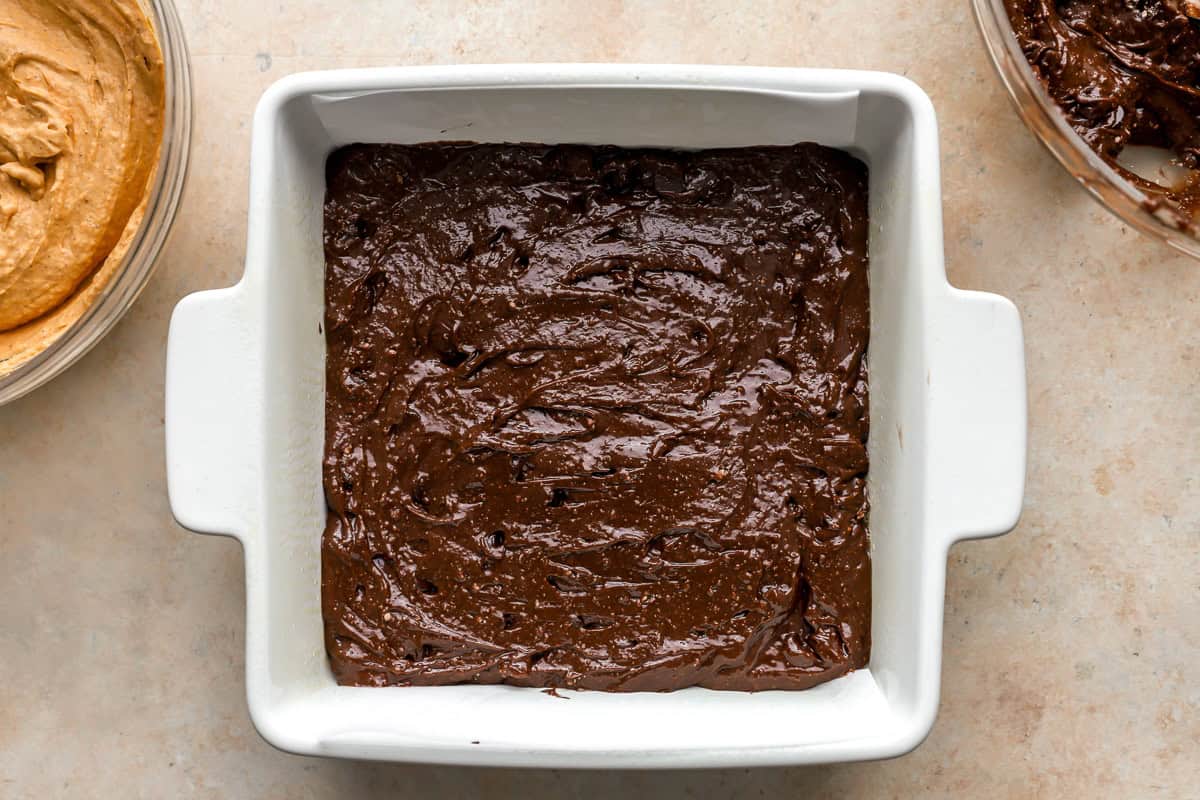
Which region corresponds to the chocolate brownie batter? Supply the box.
[322,143,870,691]
[1005,0,1200,214]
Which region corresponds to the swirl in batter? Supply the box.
[0,0,164,373]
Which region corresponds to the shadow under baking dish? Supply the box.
[165,65,1026,768]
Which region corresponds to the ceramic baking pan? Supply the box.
[165,64,1026,767]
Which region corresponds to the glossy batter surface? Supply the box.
[1005,0,1200,211]
[322,143,870,691]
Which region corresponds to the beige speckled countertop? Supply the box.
[2,1,1198,797]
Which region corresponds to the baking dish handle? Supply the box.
[930,288,1027,543]
[165,284,256,540]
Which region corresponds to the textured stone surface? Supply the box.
[1,0,1197,797]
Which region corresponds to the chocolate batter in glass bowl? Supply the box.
[974,0,1200,258]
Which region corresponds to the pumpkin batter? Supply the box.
[0,0,164,374]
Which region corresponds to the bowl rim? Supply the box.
[971,0,1200,260]
[0,0,194,405]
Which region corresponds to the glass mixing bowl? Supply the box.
[0,0,192,405]
[972,0,1200,260]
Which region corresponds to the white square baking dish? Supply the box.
[165,64,1026,768]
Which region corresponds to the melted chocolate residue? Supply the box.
[1005,0,1200,215]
